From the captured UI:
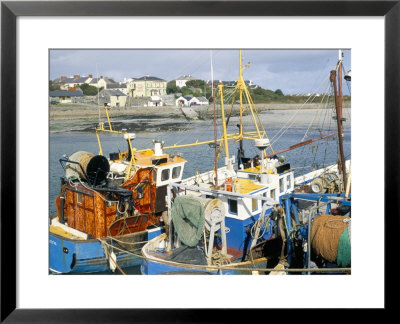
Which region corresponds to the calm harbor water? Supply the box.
[49,111,351,274]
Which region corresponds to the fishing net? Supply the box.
[171,196,205,247]
[337,227,351,267]
[166,245,208,265]
[310,214,350,263]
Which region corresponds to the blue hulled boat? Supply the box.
[140,50,351,275]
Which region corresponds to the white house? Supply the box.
[175,96,192,107]
[189,96,209,106]
[175,75,198,88]
[60,75,93,90]
[148,96,163,107]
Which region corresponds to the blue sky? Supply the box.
[50,49,351,95]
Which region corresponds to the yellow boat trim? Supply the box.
[49,225,86,240]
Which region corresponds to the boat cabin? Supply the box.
[56,137,187,239]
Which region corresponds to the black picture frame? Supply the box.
[1,0,398,322]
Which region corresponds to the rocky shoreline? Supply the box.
[49,102,351,133]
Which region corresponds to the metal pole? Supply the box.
[307,211,312,275]
[166,184,173,252]
[284,198,293,265]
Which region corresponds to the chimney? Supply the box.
[61,76,66,81]
[74,74,80,79]
[89,74,93,78]
[100,75,103,79]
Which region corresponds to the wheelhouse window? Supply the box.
[287,175,291,189]
[228,199,238,215]
[249,174,257,180]
[161,169,170,181]
[252,199,258,211]
[172,166,182,179]
[270,189,276,200]
[279,178,284,192]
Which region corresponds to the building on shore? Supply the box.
[175,74,199,88]
[89,76,116,89]
[98,89,127,107]
[189,96,209,106]
[49,88,84,104]
[147,96,163,107]
[159,94,176,106]
[127,75,167,98]
[175,96,193,107]
[58,75,93,90]
[106,82,128,95]
[206,79,259,89]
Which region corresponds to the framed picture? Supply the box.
[1,0,397,321]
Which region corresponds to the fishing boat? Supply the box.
[49,110,187,273]
[141,49,351,275]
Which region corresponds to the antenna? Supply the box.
[96,64,100,123]
[338,49,343,61]
[210,50,214,98]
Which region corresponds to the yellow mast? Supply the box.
[160,49,274,156]
[229,50,274,153]
[93,50,274,180]
[95,106,138,178]
[219,84,230,159]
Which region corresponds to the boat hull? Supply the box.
[49,226,162,274]
[141,256,269,275]
[140,234,269,275]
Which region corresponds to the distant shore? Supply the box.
[50,102,350,120]
[49,102,351,134]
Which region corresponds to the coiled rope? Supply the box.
[310,214,350,263]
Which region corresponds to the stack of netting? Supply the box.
[310,214,351,266]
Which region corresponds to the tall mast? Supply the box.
[211,50,218,188]
[239,50,243,140]
[330,49,347,191]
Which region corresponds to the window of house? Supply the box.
[228,199,238,215]
[270,189,276,200]
[172,166,181,179]
[77,192,82,204]
[161,169,170,181]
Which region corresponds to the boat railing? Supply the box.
[170,182,280,204]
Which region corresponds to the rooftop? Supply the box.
[135,76,166,81]
[50,89,84,97]
[107,83,127,89]
[176,75,198,81]
[100,89,126,96]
